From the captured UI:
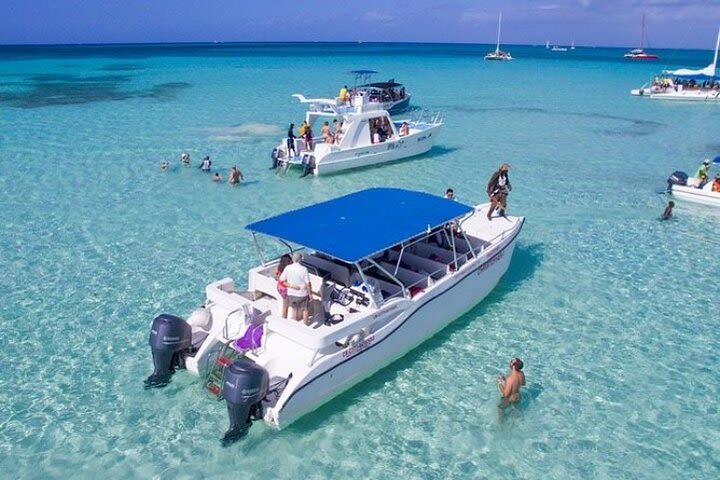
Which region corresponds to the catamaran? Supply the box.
[273,95,442,176]
[144,188,525,444]
[631,26,720,100]
[485,12,513,61]
[624,14,659,60]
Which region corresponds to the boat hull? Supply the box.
[271,221,523,428]
[650,90,720,102]
[670,184,720,206]
[314,124,442,175]
[386,96,411,114]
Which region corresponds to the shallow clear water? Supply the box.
[1,43,719,479]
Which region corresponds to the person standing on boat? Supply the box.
[275,254,293,319]
[279,252,313,325]
[486,163,512,220]
[321,121,333,144]
[286,124,297,159]
[694,159,711,186]
[339,85,349,103]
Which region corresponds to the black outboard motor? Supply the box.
[300,154,315,178]
[221,358,269,446]
[270,147,280,169]
[667,170,688,192]
[144,314,192,388]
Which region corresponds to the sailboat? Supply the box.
[485,12,513,61]
[624,14,658,59]
[571,40,575,50]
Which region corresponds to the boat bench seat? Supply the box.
[303,254,351,287]
[386,250,447,279]
[379,261,430,289]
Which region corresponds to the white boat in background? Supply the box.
[273,95,442,176]
[624,14,659,60]
[667,159,720,207]
[144,188,525,443]
[571,40,575,50]
[485,12,513,61]
[344,70,411,114]
[631,26,720,100]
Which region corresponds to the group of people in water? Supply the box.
[160,152,244,185]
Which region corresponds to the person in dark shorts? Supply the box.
[278,252,314,324]
[287,124,297,158]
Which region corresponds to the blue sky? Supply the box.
[1,0,719,48]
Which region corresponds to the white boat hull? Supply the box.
[650,91,720,101]
[270,222,521,427]
[314,124,441,175]
[670,184,720,206]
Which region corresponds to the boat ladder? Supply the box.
[204,340,244,400]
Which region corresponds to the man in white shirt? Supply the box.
[278,252,313,324]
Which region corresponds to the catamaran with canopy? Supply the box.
[631,26,720,100]
[143,188,524,444]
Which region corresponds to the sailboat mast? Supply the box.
[640,13,646,49]
[496,12,502,53]
[713,25,720,69]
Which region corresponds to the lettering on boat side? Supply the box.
[416,134,429,142]
[342,335,375,358]
[387,140,404,150]
[477,251,504,274]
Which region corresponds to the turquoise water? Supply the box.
[2,43,719,479]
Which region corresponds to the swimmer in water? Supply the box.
[662,201,674,221]
[160,160,170,171]
[497,357,525,422]
[181,152,191,166]
[212,172,222,182]
[498,357,525,403]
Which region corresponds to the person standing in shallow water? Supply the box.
[662,201,674,220]
[486,163,512,220]
[498,357,525,403]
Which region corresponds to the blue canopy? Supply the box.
[246,188,473,263]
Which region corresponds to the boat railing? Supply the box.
[408,109,444,127]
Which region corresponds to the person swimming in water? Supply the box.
[498,357,525,403]
[662,201,674,220]
[160,160,170,171]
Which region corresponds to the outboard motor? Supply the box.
[667,170,688,191]
[300,154,315,178]
[144,314,193,388]
[270,147,280,169]
[221,358,269,446]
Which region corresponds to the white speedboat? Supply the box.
[144,188,525,443]
[667,166,720,207]
[274,96,442,176]
[631,26,720,100]
[485,12,513,61]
